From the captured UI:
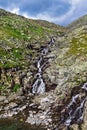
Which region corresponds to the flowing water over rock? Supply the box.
[61,82,87,129]
[0,37,57,130]
[32,37,56,94]
[0,37,87,130]
[32,57,46,94]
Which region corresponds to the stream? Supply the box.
[61,82,87,129]
[0,37,56,130]
[32,37,55,94]
[31,37,87,129]
[0,37,87,130]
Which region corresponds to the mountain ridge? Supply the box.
[67,14,87,30]
[0,8,64,31]
[0,8,87,30]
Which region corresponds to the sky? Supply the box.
[0,0,87,26]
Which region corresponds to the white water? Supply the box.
[63,82,87,128]
[32,78,45,94]
[48,37,55,46]
[82,82,87,91]
[65,98,85,126]
[32,37,56,94]
[41,48,48,55]
[32,57,46,94]
[67,94,79,108]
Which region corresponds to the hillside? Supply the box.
[0,8,65,69]
[67,14,87,30]
[0,8,87,130]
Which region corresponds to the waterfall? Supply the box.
[32,37,56,94]
[32,57,45,94]
[61,82,87,128]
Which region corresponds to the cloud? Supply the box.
[8,7,20,14]
[0,0,87,25]
[32,0,87,25]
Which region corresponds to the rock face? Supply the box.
[0,9,87,130]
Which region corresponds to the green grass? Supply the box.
[0,12,64,70]
[13,83,20,92]
[66,34,87,56]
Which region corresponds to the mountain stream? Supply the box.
[32,37,87,129]
[32,37,55,94]
[0,37,87,130]
[61,82,87,129]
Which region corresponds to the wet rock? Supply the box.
[82,99,87,130]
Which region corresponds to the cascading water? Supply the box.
[31,37,87,129]
[32,57,46,94]
[61,82,87,129]
[32,37,56,94]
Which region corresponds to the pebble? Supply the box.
[40,115,45,119]
[4,99,9,104]
[8,102,18,108]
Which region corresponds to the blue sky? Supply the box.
[0,0,87,26]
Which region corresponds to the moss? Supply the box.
[13,83,20,92]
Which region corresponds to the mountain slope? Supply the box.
[67,14,87,30]
[0,8,65,69]
[0,8,87,130]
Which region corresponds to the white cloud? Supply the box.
[1,0,87,25]
[19,0,87,25]
[10,8,20,14]
[31,0,87,25]
[22,12,33,19]
[5,5,20,15]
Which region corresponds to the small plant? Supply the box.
[13,83,20,92]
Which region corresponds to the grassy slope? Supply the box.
[0,9,87,94]
[45,14,87,93]
[66,15,87,57]
[0,9,65,69]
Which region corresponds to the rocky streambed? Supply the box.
[0,37,87,130]
[0,83,87,130]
